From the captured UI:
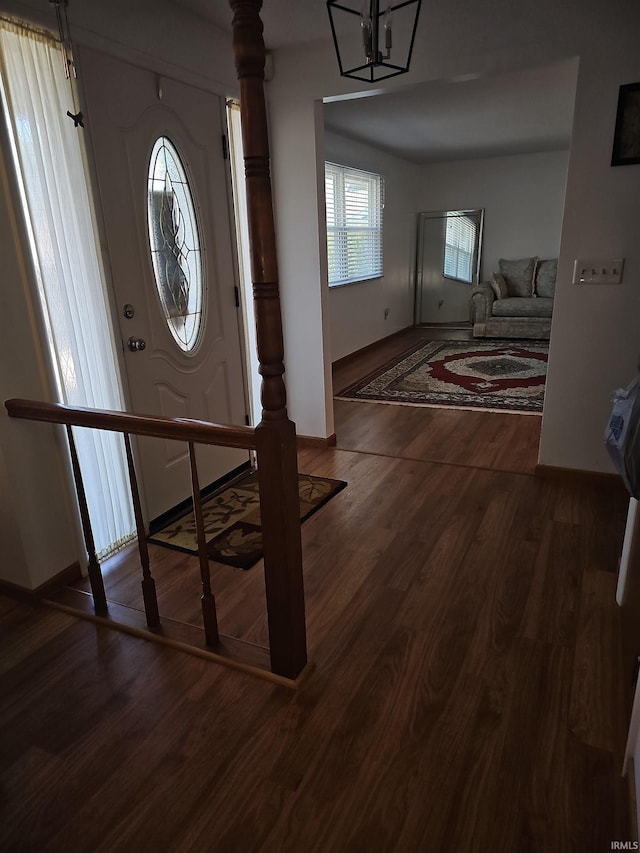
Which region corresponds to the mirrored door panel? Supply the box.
[414,209,484,325]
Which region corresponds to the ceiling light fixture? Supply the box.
[327,0,422,83]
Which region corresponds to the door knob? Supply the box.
[127,336,146,352]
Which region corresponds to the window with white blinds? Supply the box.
[443,213,477,283]
[325,162,383,286]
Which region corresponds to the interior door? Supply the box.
[79,48,249,522]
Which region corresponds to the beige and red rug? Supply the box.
[336,339,548,414]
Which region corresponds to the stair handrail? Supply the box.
[4,395,307,681]
[5,398,257,449]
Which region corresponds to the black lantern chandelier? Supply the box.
[326,0,422,83]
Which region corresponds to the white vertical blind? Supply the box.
[325,162,383,285]
[0,20,135,559]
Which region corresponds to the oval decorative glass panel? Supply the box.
[147,136,204,352]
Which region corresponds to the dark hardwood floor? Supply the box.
[333,327,542,475]
[0,327,634,851]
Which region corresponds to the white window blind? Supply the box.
[325,162,383,286]
[443,213,477,283]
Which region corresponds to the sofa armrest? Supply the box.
[471,282,495,323]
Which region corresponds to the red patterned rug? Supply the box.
[336,339,548,414]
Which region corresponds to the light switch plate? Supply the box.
[572,258,624,284]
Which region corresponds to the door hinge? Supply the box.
[234,285,240,308]
[222,133,229,160]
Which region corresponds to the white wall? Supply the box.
[267,0,640,472]
[416,150,571,282]
[541,54,640,471]
[267,94,334,437]
[324,131,420,363]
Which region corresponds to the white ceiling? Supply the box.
[324,60,578,164]
[174,0,331,49]
[173,1,577,164]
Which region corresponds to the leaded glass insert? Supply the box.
[147,136,204,352]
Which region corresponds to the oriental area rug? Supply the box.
[336,339,548,414]
[149,470,347,570]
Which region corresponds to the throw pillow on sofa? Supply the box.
[498,257,537,298]
[490,272,509,300]
[535,259,557,298]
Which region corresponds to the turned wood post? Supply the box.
[229,0,307,679]
[65,425,107,614]
[123,433,160,629]
[188,442,219,647]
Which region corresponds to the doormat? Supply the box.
[336,339,548,414]
[148,470,347,570]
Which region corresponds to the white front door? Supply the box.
[79,48,249,522]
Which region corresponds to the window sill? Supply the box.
[442,274,473,285]
[328,275,382,289]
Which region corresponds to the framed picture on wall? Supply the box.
[611,81,640,166]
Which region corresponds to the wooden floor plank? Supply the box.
[332,328,542,475]
[570,569,628,754]
[0,329,633,851]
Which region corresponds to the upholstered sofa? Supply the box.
[471,256,556,339]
